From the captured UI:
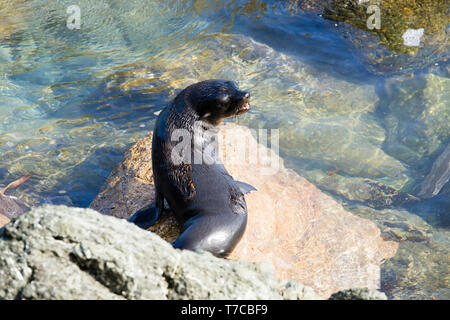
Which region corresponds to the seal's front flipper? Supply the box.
[235,181,257,194]
[128,204,160,229]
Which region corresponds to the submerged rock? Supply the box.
[343,204,449,299]
[346,205,434,244]
[383,73,450,182]
[381,232,450,300]
[298,168,417,208]
[418,143,450,199]
[0,205,321,300]
[91,123,398,299]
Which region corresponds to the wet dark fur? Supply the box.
[129,80,253,257]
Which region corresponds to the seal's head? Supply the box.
[184,80,250,125]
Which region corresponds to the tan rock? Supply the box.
[0,214,10,228]
[90,123,398,298]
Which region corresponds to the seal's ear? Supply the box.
[235,181,257,194]
[195,100,212,118]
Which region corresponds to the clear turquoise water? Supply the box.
[0,0,448,299]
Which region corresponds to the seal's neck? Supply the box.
[173,95,223,128]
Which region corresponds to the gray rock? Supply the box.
[329,288,387,300]
[0,205,321,300]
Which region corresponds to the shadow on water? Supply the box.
[46,79,174,207]
[53,82,166,130]
[235,12,376,84]
[195,1,377,84]
[44,144,129,208]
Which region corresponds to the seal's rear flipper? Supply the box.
[128,204,160,229]
[235,181,257,194]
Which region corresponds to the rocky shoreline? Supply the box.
[0,205,386,300]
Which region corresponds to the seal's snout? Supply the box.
[237,91,251,113]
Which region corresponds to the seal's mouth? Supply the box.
[235,92,251,115]
[235,101,250,115]
[241,102,250,111]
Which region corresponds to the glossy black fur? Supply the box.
[129,80,254,257]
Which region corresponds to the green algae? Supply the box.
[324,0,449,53]
[286,0,449,74]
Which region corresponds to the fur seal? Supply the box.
[129,80,255,257]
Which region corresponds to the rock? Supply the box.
[0,214,9,229]
[383,73,450,177]
[418,143,450,199]
[342,204,450,299]
[381,232,450,300]
[0,205,321,300]
[329,288,387,300]
[0,175,32,220]
[346,204,434,243]
[405,190,450,228]
[0,195,29,220]
[298,169,417,208]
[90,123,398,298]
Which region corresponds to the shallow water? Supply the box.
[0,0,448,299]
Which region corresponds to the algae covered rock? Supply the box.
[0,205,321,300]
[287,0,449,74]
